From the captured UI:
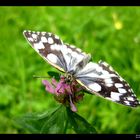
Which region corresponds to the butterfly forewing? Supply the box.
[99,61,140,107]
[76,61,140,107]
[23,30,67,72]
[23,30,89,74]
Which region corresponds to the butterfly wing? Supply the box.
[23,30,90,73]
[23,30,67,72]
[23,30,140,107]
[76,60,140,107]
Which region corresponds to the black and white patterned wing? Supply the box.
[23,30,89,73]
[76,60,140,107]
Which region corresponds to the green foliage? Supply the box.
[66,106,97,134]
[15,105,96,134]
[0,6,140,133]
[47,71,61,81]
[16,105,67,133]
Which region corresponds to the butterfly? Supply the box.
[23,30,140,107]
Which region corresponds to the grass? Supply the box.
[0,6,140,133]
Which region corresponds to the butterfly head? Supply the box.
[64,72,75,84]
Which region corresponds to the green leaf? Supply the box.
[47,71,60,81]
[66,107,97,134]
[39,105,67,134]
[15,105,68,134]
[15,105,97,134]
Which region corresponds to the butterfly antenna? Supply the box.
[33,75,50,79]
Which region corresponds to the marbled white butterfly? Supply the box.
[23,30,140,107]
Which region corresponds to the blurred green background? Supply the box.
[0,6,140,134]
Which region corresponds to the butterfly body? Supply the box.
[23,30,140,107]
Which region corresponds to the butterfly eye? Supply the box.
[68,75,72,80]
